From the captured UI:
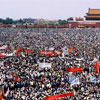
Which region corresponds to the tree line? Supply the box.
[0,17,73,25]
[0,18,27,24]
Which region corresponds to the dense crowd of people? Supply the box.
[0,27,100,100]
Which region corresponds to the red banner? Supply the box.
[66,68,82,72]
[40,51,53,56]
[43,92,73,100]
[93,60,99,74]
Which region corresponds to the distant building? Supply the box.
[34,19,58,25]
[68,8,100,28]
[23,18,35,24]
[85,8,100,20]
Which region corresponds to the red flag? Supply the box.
[12,74,15,78]
[6,50,8,54]
[41,75,44,83]
[43,92,73,100]
[68,46,72,53]
[16,48,22,55]
[0,88,4,100]
[0,53,2,58]
[93,60,99,74]
[25,49,31,54]
[30,90,32,94]
[14,76,19,82]
[0,96,2,100]
[66,68,82,72]
[8,47,11,50]
[54,50,62,55]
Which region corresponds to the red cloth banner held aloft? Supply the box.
[8,47,11,50]
[0,53,2,58]
[68,46,72,53]
[41,75,44,84]
[12,74,15,78]
[25,49,31,54]
[66,68,82,72]
[14,76,19,82]
[40,51,53,56]
[0,88,4,100]
[93,60,99,74]
[16,48,22,55]
[43,92,73,100]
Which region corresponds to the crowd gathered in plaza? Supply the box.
[0,27,100,100]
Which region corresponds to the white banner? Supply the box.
[0,45,7,50]
[90,76,96,83]
[92,58,98,64]
[0,61,3,66]
[1,53,14,57]
[39,63,52,68]
[70,77,80,86]
[1,50,16,57]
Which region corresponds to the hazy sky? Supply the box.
[0,0,100,20]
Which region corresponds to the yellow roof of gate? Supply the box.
[88,9,100,14]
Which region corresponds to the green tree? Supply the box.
[67,17,73,21]
[58,19,67,25]
[2,18,13,24]
[0,18,3,23]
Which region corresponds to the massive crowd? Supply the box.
[0,27,100,100]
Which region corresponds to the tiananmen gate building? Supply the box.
[68,8,100,28]
[85,8,100,20]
